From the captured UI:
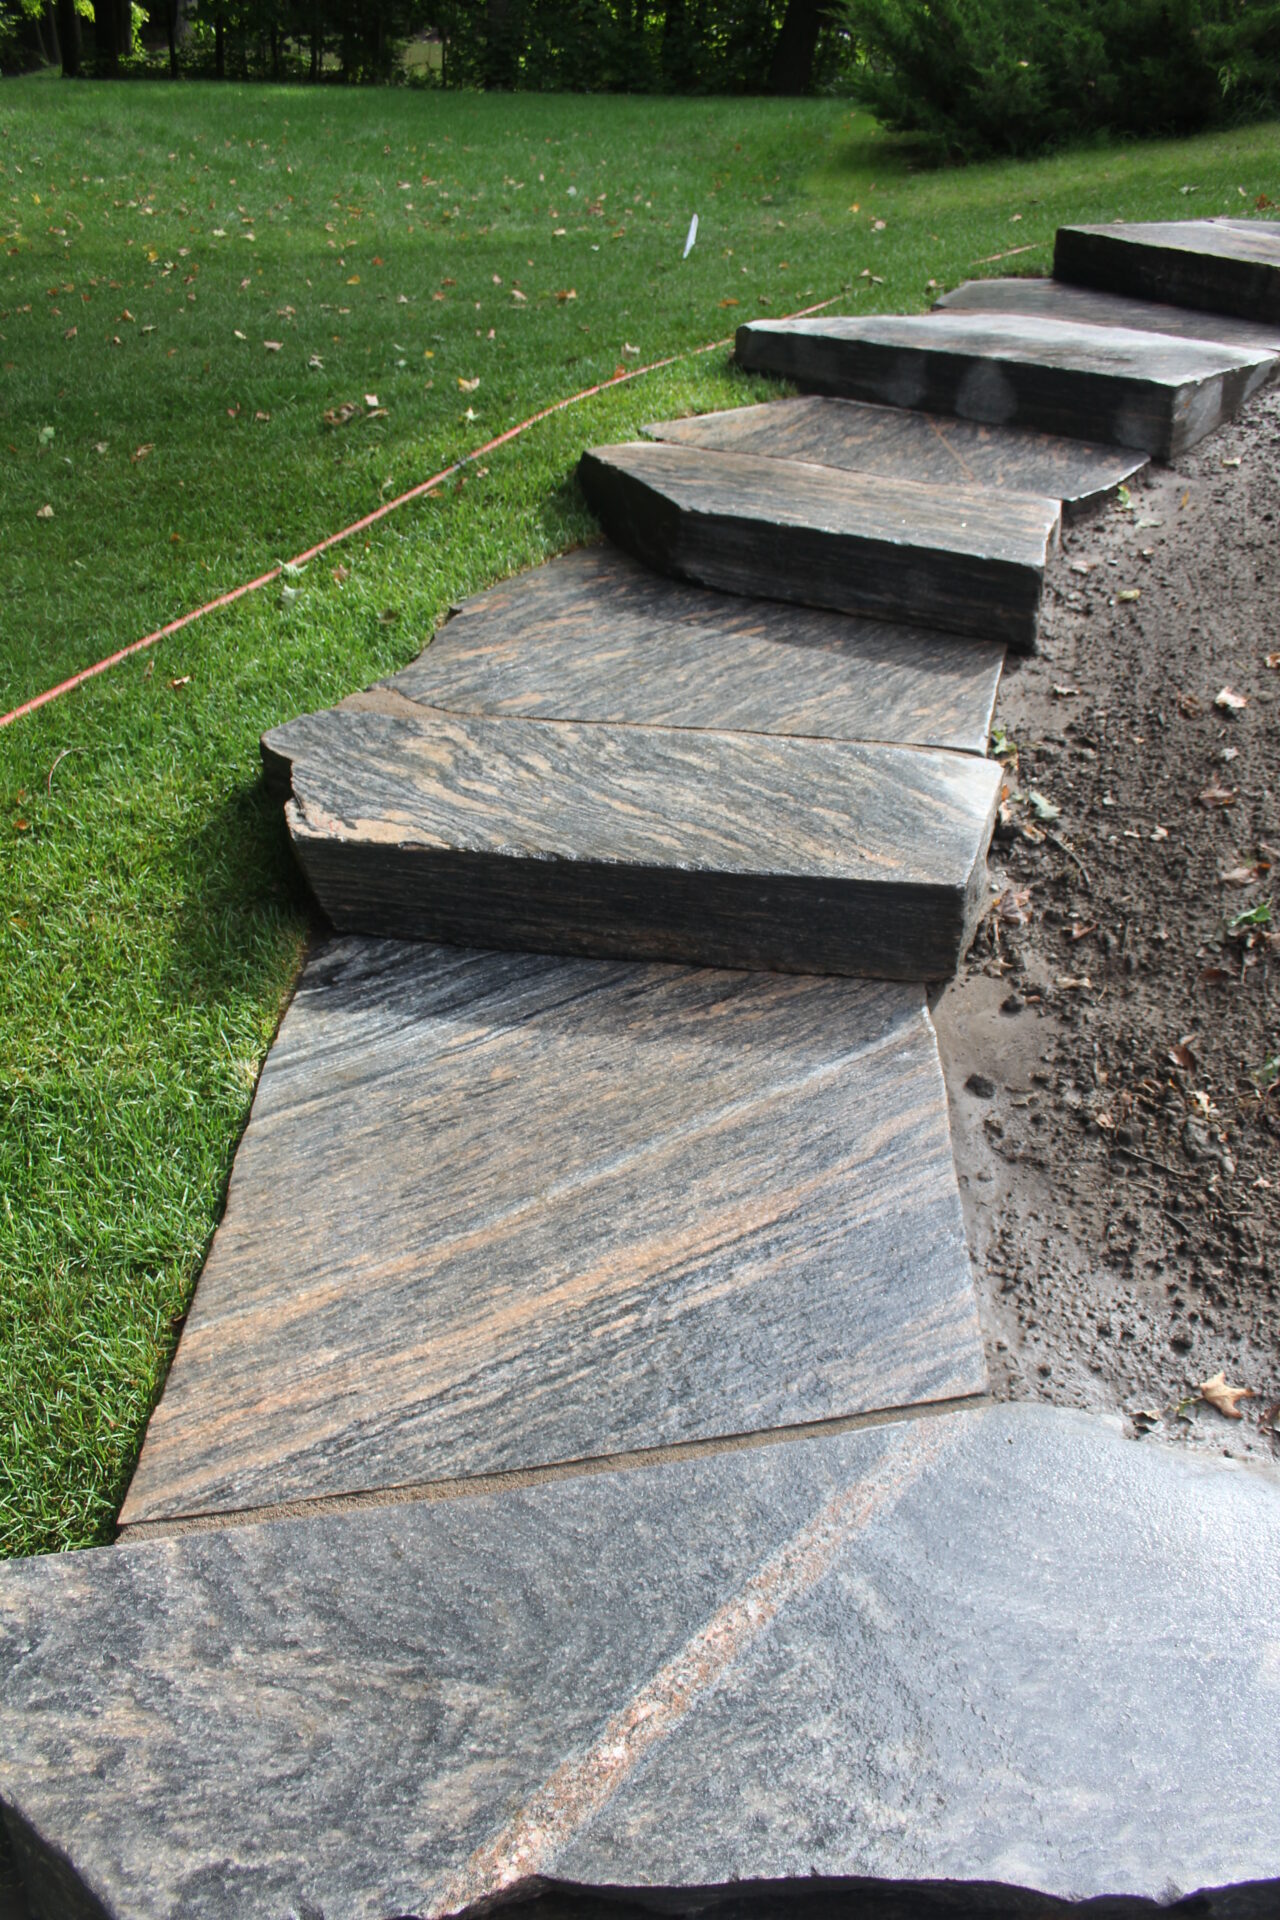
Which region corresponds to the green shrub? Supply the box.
[841,0,1280,160]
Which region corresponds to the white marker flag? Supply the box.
[683,213,698,259]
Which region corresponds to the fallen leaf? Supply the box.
[511,289,527,303]
[35,503,53,519]
[233,328,247,340]
[1151,825,1169,842]
[323,402,362,427]
[1198,965,1235,987]
[555,288,577,302]
[1029,790,1060,822]
[1116,588,1141,603]
[1199,785,1237,808]
[993,887,1033,925]
[718,297,740,308]
[169,674,191,688]
[264,339,282,352]
[131,444,154,464]
[64,325,77,339]
[364,392,380,407]
[308,352,324,370]
[1056,975,1093,991]
[1052,684,1080,697]
[1222,863,1266,885]
[457,376,480,391]
[1178,692,1202,717]
[254,410,271,422]
[1199,1371,1252,1419]
[332,563,349,584]
[1169,1039,1198,1070]
[1215,685,1248,712]
[94,441,108,454]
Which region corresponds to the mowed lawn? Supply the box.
[3,79,1280,1559]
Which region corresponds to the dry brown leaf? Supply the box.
[35,503,53,520]
[332,563,349,584]
[1199,785,1237,808]
[457,376,480,391]
[555,287,577,301]
[1222,863,1265,885]
[1198,965,1235,987]
[1199,1371,1253,1419]
[1215,686,1248,712]
[1169,1039,1198,1070]
[131,443,154,464]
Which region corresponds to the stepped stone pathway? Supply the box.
[364,545,1006,750]
[644,393,1149,519]
[263,705,1000,979]
[1055,217,1280,323]
[935,274,1280,354]
[120,938,984,1528]
[578,441,1058,648]
[734,309,1278,459]
[5,1408,1280,1920]
[5,218,1280,1920]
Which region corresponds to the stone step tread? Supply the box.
[120,936,985,1527]
[734,309,1277,461]
[262,706,1000,979]
[7,1407,1280,1919]
[1055,217,1280,324]
[644,393,1147,520]
[936,274,1280,355]
[377,544,1005,756]
[577,443,1056,651]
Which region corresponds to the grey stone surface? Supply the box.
[4,1406,1280,1918]
[734,310,1277,460]
[644,394,1147,521]
[1054,218,1280,325]
[935,276,1280,355]
[263,704,1002,980]
[578,441,1058,650]
[120,938,984,1525]
[376,544,1006,755]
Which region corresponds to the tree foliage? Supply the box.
[840,0,1280,159]
[1,0,852,88]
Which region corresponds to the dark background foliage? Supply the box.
[840,0,1280,159]
[0,0,851,93]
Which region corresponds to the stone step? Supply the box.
[120,936,985,1527]
[262,705,1001,980]
[375,544,1005,755]
[644,393,1147,520]
[935,274,1280,356]
[1054,217,1280,326]
[6,1407,1280,1918]
[577,443,1058,651]
[734,310,1277,461]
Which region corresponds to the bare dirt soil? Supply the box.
[933,381,1280,1466]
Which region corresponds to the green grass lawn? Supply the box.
[3,80,1280,1559]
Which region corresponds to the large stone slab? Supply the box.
[377,544,1005,755]
[262,706,1001,980]
[7,1407,1280,1918]
[1055,218,1280,326]
[734,310,1277,461]
[120,936,984,1526]
[644,394,1147,521]
[578,443,1057,651]
[935,274,1280,355]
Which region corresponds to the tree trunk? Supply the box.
[270,23,280,78]
[660,0,686,89]
[113,0,130,59]
[768,0,825,93]
[166,0,178,75]
[57,0,81,74]
[214,10,225,76]
[310,21,321,80]
[483,0,519,89]
[92,0,117,73]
